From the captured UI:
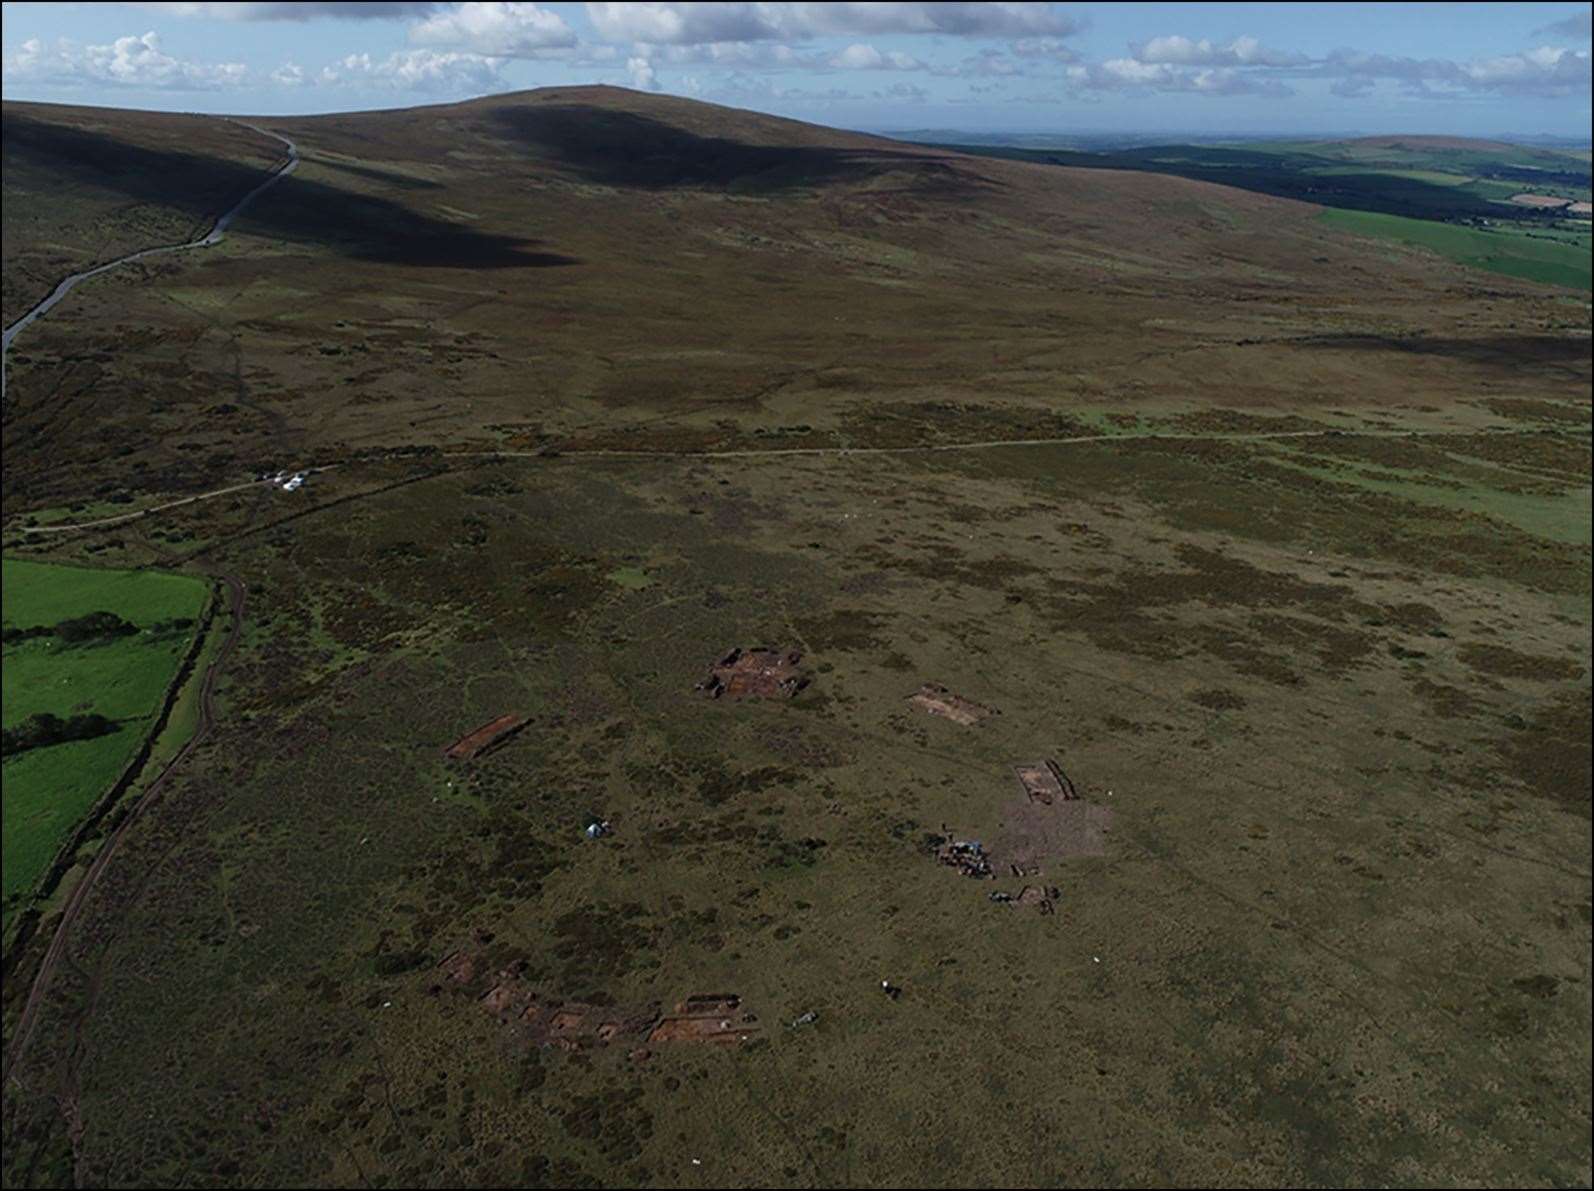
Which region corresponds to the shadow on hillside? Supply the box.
[1293,333,1593,369]
[954,144,1579,225]
[2,112,578,270]
[307,154,446,192]
[485,104,986,195]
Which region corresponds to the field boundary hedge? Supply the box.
[2,578,219,972]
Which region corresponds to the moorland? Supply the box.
[0,87,1589,1189]
[929,132,1593,290]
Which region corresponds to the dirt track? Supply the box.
[2,575,246,1088]
[16,424,1589,537]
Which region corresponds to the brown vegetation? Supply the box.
[0,87,1587,1191]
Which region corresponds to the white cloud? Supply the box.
[655,41,803,67]
[585,2,1079,45]
[802,2,1079,37]
[140,2,440,20]
[1069,56,1292,98]
[1009,37,1079,62]
[828,43,924,71]
[627,54,660,90]
[945,49,1024,78]
[409,2,576,56]
[1135,35,1306,68]
[1036,31,1588,102]
[704,72,863,105]
[1326,74,1372,98]
[318,48,505,92]
[1461,44,1590,94]
[1099,57,1173,85]
[586,2,779,45]
[2,31,248,90]
[873,80,926,101]
[1184,67,1288,96]
[271,61,306,86]
[1324,44,1591,97]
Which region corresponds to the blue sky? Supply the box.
[2,2,1590,137]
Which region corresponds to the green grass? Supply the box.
[2,557,204,628]
[1315,165,1472,186]
[607,565,654,589]
[1262,451,1594,547]
[1319,207,1593,290]
[1,558,207,911]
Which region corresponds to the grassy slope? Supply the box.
[1,102,283,326]
[1,558,206,907]
[3,87,1589,524]
[938,134,1591,289]
[1319,207,1593,290]
[0,91,1588,1188]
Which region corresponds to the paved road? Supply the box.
[2,120,294,1089]
[0,121,298,398]
[3,575,247,1089]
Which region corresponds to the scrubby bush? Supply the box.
[2,610,140,646]
[55,611,139,643]
[1,712,118,755]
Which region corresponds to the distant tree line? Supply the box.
[2,712,118,756]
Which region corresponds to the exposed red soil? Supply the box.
[452,962,759,1049]
[907,682,996,725]
[647,995,761,1045]
[442,712,528,760]
[1013,760,1077,805]
[696,647,808,699]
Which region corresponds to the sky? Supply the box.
[1,2,1591,138]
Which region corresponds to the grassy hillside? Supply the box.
[933,133,1592,289]
[1320,207,1593,290]
[0,90,1588,1189]
[1,103,284,326]
[3,87,1588,519]
[1,559,206,914]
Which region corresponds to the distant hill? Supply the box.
[267,85,980,195]
[2,84,1587,510]
[923,122,1591,289]
[1339,135,1533,152]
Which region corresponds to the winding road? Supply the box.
[4,119,294,1087]
[0,121,298,398]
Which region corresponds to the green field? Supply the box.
[1319,207,1593,290]
[934,134,1593,289]
[1,558,207,912]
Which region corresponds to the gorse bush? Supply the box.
[1,712,118,756]
[3,610,140,645]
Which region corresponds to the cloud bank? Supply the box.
[6,3,1590,115]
